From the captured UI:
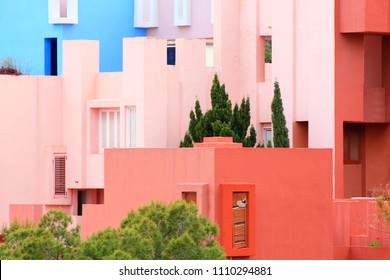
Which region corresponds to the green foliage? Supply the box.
[78,200,225,260]
[119,200,225,260]
[179,132,193,147]
[180,74,258,147]
[271,81,290,148]
[0,202,225,260]
[369,240,381,247]
[265,39,272,63]
[0,209,80,260]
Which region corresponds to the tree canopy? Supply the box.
[0,209,80,260]
[180,74,257,147]
[0,201,225,260]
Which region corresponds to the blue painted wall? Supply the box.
[0,0,146,75]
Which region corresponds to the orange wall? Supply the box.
[82,147,333,259]
[334,198,390,259]
[214,148,333,259]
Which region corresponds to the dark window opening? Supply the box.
[60,0,68,18]
[167,46,176,65]
[77,190,87,216]
[45,38,58,76]
[344,124,362,164]
[182,192,197,204]
[265,38,272,63]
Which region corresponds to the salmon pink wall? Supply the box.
[214,148,333,259]
[334,198,390,259]
[81,148,216,238]
[0,76,64,226]
[82,146,333,260]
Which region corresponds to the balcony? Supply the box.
[340,0,390,34]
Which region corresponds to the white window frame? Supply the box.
[134,0,158,28]
[126,107,137,148]
[263,127,273,147]
[48,0,78,24]
[174,0,191,26]
[99,110,120,153]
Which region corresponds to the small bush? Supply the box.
[0,57,22,75]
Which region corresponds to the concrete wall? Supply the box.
[0,0,146,74]
[82,145,333,259]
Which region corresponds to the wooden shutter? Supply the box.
[233,192,248,249]
[54,155,66,196]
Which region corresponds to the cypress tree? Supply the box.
[271,81,290,148]
[179,74,258,147]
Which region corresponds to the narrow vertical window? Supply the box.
[60,0,67,18]
[344,125,361,164]
[134,0,158,28]
[99,110,120,153]
[167,45,176,65]
[126,107,136,148]
[232,192,248,249]
[206,40,214,67]
[174,0,191,26]
[264,127,273,147]
[54,155,66,196]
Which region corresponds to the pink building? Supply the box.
[1,0,390,259]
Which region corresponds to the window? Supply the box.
[54,155,66,196]
[263,127,272,147]
[174,0,191,26]
[99,110,120,153]
[167,45,176,65]
[233,192,248,249]
[182,192,197,204]
[206,41,214,67]
[220,184,255,257]
[265,38,272,63]
[60,0,67,17]
[344,125,361,164]
[126,107,136,148]
[48,0,78,24]
[134,0,158,28]
[44,38,58,76]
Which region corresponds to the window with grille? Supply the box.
[99,110,120,153]
[54,155,66,196]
